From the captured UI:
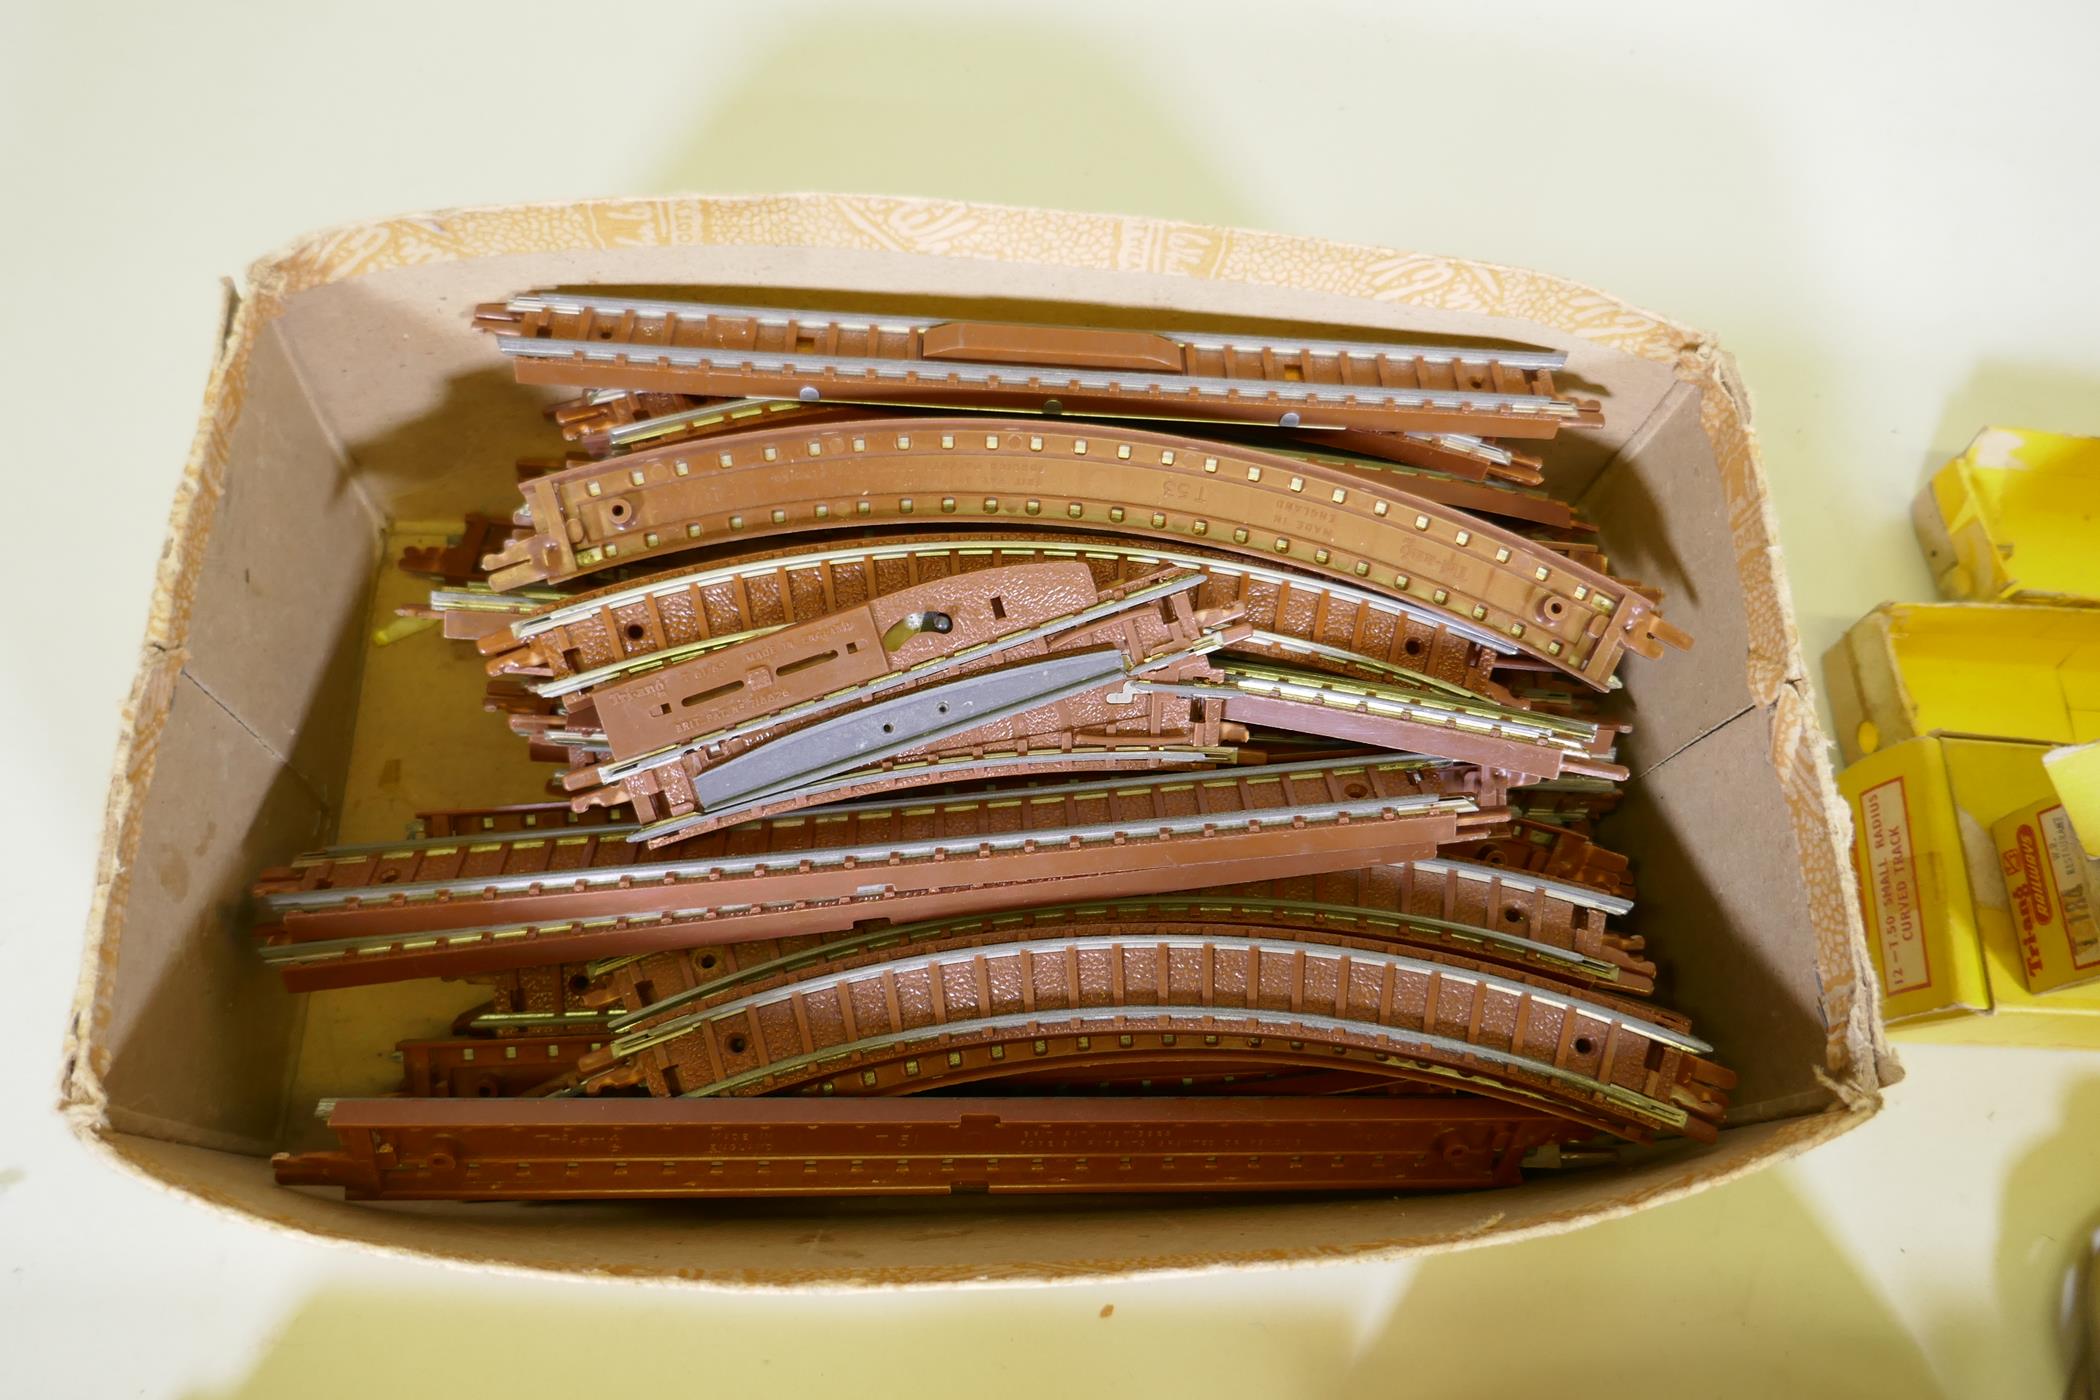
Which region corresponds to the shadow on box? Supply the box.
[186,1170,1962,1400]
[93,537,373,1151]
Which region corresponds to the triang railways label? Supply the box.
[1992,798,2100,993]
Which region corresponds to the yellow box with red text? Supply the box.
[1840,734,2100,1045]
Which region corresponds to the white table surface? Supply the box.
[4,3,2097,1395]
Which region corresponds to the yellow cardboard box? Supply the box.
[1840,734,2100,1045]
[1824,601,2100,767]
[1828,604,2100,1040]
[1913,426,2100,606]
[2044,739,2100,851]
[1993,792,2100,993]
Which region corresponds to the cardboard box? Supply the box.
[1838,734,2100,1045]
[1824,601,2100,767]
[60,195,1886,1283]
[1993,793,2100,994]
[2044,740,2100,849]
[1991,739,2100,995]
[1913,426,2100,605]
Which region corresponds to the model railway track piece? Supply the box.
[575,852,1654,1030]
[581,922,1686,1083]
[550,647,1613,845]
[613,741,1246,849]
[1493,673,1618,723]
[370,794,1651,1027]
[1502,776,1621,832]
[253,755,1501,989]
[398,514,514,586]
[518,613,1617,830]
[399,1032,606,1097]
[551,387,699,434]
[560,930,1729,1141]
[569,395,893,456]
[275,1096,1598,1200]
[476,293,1603,444]
[1124,662,1625,784]
[1445,819,1635,898]
[479,419,1688,690]
[415,585,566,642]
[549,615,1620,846]
[531,695,1202,781]
[417,802,634,839]
[550,565,1251,837]
[258,756,1493,937]
[1275,425,1548,486]
[408,1031,1457,1100]
[480,532,1512,702]
[1383,856,1646,976]
[484,682,587,743]
[454,959,610,1036]
[571,558,1166,757]
[412,605,523,644]
[555,387,1552,483]
[560,564,1239,813]
[947,1066,1469,1097]
[1255,443,1579,528]
[560,388,1564,500]
[512,454,594,484]
[512,861,1648,1105]
[632,751,1512,868]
